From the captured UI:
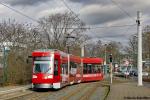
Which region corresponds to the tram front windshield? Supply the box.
[33,56,52,74]
[34,63,52,74]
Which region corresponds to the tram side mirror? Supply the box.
[26,56,32,64]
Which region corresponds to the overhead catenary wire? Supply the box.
[89,24,136,29]
[61,0,75,15]
[109,0,135,22]
[59,0,136,44]
[60,0,136,29]
[60,0,137,42]
[88,24,136,41]
[61,0,83,21]
[0,1,136,30]
[0,1,39,23]
[60,0,84,27]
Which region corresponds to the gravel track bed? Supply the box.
[51,82,107,100]
[10,82,107,100]
[88,86,107,100]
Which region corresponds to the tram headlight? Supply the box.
[47,75,53,79]
[45,75,53,79]
[32,75,37,78]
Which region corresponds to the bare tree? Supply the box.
[0,20,43,51]
[0,19,43,84]
[38,12,87,51]
[0,11,89,84]
[0,13,88,84]
[126,25,150,67]
[142,25,150,59]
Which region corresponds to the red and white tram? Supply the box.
[31,49,103,89]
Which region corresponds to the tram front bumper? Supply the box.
[33,83,53,89]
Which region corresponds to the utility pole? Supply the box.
[81,46,85,57]
[109,54,113,84]
[67,46,70,54]
[81,45,84,80]
[104,45,107,65]
[104,44,107,75]
[137,11,143,86]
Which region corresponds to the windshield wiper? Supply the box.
[44,68,50,73]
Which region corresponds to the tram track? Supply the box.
[78,82,100,100]
[4,82,106,100]
[59,83,91,100]
[59,82,103,100]
[10,89,55,100]
[11,83,85,100]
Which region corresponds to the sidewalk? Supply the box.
[106,78,150,100]
[0,85,21,91]
[0,84,31,95]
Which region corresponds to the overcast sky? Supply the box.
[0,0,150,45]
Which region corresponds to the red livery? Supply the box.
[31,49,103,89]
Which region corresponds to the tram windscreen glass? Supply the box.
[33,63,51,74]
[34,57,51,61]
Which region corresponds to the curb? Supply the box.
[103,84,110,100]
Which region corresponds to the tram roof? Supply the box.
[32,49,68,56]
[83,57,103,64]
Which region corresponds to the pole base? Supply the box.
[137,84,143,86]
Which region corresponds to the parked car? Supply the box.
[129,70,138,76]
[119,71,130,78]
[129,70,149,77]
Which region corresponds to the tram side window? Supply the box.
[92,64,96,73]
[91,64,102,73]
[54,60,58,76]
[61,64,64,74]
[61,63,68,74]
[70,62,77,68]
[96,64,102,73]
[83,64,93,74]
[83,64,102,74]
[87,64,92,73]
[70,62,77,75]
[66,63,68,74]
[83,64,87,74]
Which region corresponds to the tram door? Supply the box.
[54,56,60,82]
[61,63,68,84]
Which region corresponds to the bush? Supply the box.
[4,50,32,85]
